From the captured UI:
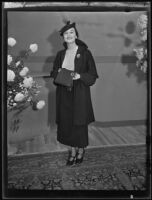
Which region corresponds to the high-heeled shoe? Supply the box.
[66,151,77,166]
[75,148,85,164]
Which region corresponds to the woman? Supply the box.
[50,21,98,166]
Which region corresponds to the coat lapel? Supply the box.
[74,46,83,73]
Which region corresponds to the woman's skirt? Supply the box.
[57,86,88,148]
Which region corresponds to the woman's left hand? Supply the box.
[73,73,80,80]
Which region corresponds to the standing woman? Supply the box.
[50,21,98,165]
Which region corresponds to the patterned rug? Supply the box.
[7,144,148,195]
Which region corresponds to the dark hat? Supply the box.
[59,21,76,36]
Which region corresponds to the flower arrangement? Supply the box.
[133,14,148,73]
[7,37,45,112]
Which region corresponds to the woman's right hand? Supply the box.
[73,73,80,80]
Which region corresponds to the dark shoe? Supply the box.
[75,148,85,164]
[66,151,76,166]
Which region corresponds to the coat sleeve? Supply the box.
[80,50,99,86]
[50,52,60,79]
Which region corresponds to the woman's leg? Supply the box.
[66,146,77,165]
[76,147,85,164]
[70,147,77,158]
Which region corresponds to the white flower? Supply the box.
[36,100,45,110]
[133,48,144,60]
[8,37,16,47]
[19,67,29,77]
[23,77,33,88]
[29,43,38,53]
[16,61,21,67]
[7,69,15,82]
[137,14,148,30]
[7,55,13,65]
[14,93,25,102]
[141,63,147,73]
[141,29,147,41]
[7,38,45,111]
[143,60,147,68]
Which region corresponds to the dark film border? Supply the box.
[1,2,151,199]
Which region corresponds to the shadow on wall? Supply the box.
[106,20,147,83]
[42,30,63,129]
[122,20,147,83]
[121,53,147,83]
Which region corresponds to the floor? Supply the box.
[8,123,146,156]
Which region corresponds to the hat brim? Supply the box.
[59,22,76,36]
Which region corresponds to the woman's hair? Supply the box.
[62,27,79,38]
[74,27,79,38]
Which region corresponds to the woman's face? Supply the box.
[63,28,77,44]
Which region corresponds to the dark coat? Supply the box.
[50,40,99,125]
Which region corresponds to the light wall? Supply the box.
[7,11,147,142]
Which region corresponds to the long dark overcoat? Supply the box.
[50,40,99,125]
